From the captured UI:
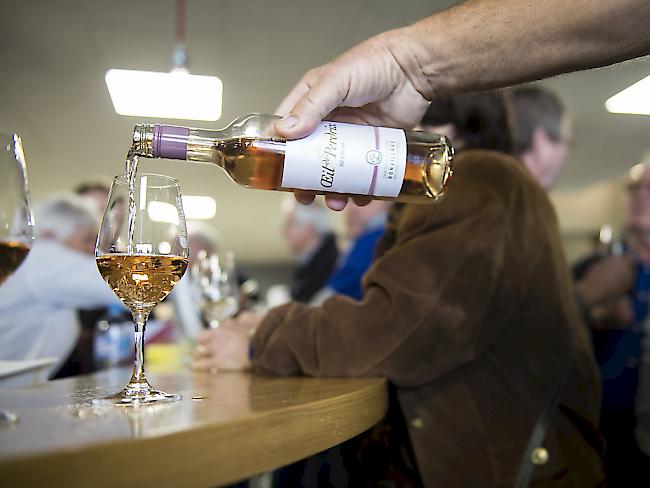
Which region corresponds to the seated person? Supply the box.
[0,193,120,378]
[281,197,339,303]
[326,201,390,301]
[572,162,650,486]
[193,93,604,487]
[171,221,257,340]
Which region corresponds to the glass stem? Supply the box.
[130,310,150,386]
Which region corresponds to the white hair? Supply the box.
[282,195,333,234]
[34,193,99,241]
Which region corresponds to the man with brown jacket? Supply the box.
[193,148,604,486]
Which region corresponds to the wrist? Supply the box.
[383,25,443,101]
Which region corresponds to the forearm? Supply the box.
[392,0,650,97]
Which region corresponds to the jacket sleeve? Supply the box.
[252,152,527,387]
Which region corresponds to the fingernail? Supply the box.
[277,114,298,130]
[327,198,347,211]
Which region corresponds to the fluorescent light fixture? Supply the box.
[105,68,222,121]
[605,74,650,115]
[181,195,217,220]
[148,196,216,223]
[148,201,179,224]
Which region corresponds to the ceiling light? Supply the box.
[148,196,216,223]
[105,0,222,121]
[148,201,180,224]
[605,74,650,116]
[105,69,222,121]
[181,196,217,220]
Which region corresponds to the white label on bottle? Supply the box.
[282,121,407,197]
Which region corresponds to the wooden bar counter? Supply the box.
[0,368,388,487]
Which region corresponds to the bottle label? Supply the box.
[282,121,407,197]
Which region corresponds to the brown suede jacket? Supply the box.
[251,150,604,487]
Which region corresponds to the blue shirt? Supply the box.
[328,227,385,301]
[597,261,650,413]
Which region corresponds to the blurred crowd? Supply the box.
[1,85,649,487]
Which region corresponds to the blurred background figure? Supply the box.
[171,220,257,341]
[74,178,111,214]
[418,91,512,154]
[281,197,338,304]
[572,160,650,486]
[326,201,390,301]
[509,86,572,190]
[171,221,223,341]
[0,193,119,378]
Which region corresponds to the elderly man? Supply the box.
[572,162,650,486]
[324,201,390,301]
[281,198,339,304]
[0,193,119,378]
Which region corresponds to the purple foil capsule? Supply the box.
[152,125,190,159]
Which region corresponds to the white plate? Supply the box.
[0,358,57,388]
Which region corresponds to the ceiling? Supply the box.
[1,0,648,262]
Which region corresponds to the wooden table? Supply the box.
[0,368,387,487]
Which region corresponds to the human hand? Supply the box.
[591,297,635,330]
[274,27,431,211]
[576,255,635,307]
[191,325,252,373]
[191,312,263,372]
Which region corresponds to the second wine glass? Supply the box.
[95,173,188,405]
[0,130,34,285]
[192,250,240,328]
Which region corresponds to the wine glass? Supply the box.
[192,250,240,328]
[0,130,34,285]
[95,173,189,405]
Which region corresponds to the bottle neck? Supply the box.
[132,124,228,163]
[132,124,192,160]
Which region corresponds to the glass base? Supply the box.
[94,382,181,407]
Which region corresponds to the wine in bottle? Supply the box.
[130,114,454,204]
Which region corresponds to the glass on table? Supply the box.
[192,250,240,328]
[0,130,34,285]
[95,173,189,405]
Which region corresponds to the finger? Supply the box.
[351,195,373,207]
[294,191,316,205]
[191,357,214,372]
[275,75,315,117]
[275,67,350,140]
[324,195,348,211]
[196,330,213,345]
[192,346,210,360]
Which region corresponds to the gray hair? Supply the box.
[34,193,99,241]
[283,196,333,234]
[509,86,566,156]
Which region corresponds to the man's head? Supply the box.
[345,201,390,239]
[419,92,513,154]
[281,197,333,258]
[74,179,111,214]
[510,86,571,189]
[186,220,221,267]
[34,194,99,255]
[626,161,650,235]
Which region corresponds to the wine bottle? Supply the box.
[130,114,454,203]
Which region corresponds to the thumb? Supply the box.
[275,67,350,140]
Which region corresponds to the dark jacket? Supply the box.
[290,233,339,303]
[252,151,604,487]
